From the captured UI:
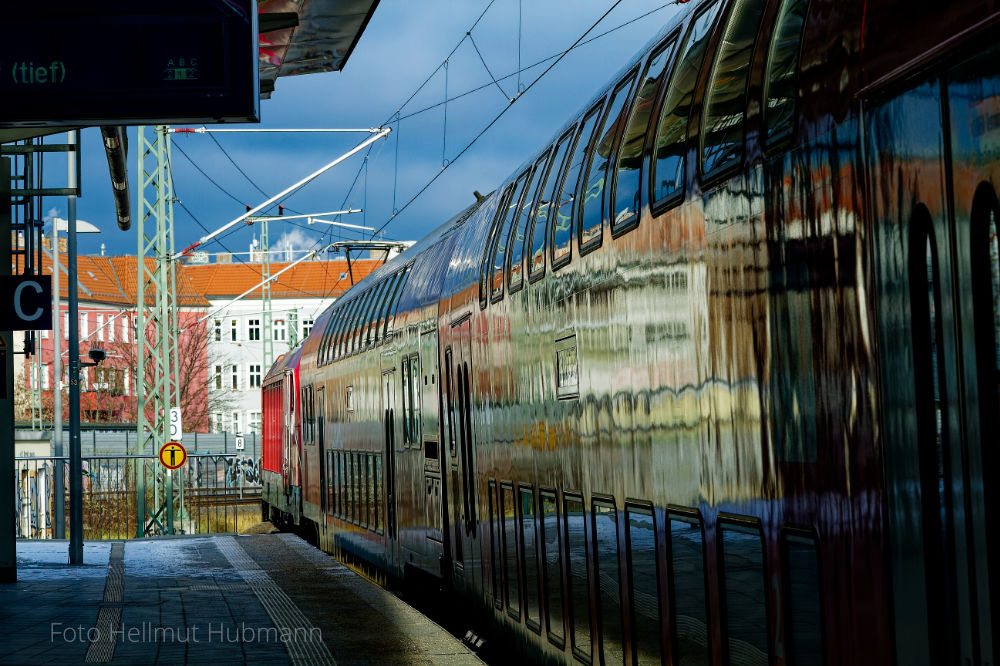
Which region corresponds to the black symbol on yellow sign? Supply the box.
[158,441,187,470]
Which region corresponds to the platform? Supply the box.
[0,533,482,665]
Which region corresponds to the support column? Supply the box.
[0,157,16,582]
[135,125,181,536]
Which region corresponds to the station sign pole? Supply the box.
[67,131,83,565]
[0,156,15,582]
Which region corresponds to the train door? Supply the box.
[419,328,446,560]
[383,369,398,541]
[867,55,996,665]
[282,370,297,489]
[449,315,478,586]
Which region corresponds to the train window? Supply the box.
[580,72,637,253]
[317,312,333,365]
[539,490,565,645]
[565,494,591,661]
[368,279,392,345]
[626,504,661,665]
[326,309,345,364]
[652,0,723,208]
[385,267,411,337]
[593,499,623,664]
[764,0,808,146]
[669,512,709,665]
[339,451,347,518]
[326,451,333,514]
[351,288,374,354]
[489,479,502,607]
[492,172,531,302]
[336,297,359,359]
[409,356,421,444]
[345,452,353,522]
[374,454,383,533]
[363,281,388,348]
[552,105,603,270]
[365,454,373,528]
[444,348,457,457]
[720,521,769,665]
[613,40,675,234]
[520,486,541,632]
[501,483,521,618]
[329,450,336,516]
[528,130,574,281]
[481,184,515,308]
[701,0,767,177]
[508,152,550,294]
[335,451,344,517]
[377,272,402,341]
[783,531,824,665]
[330,303,350,361]
[402,359,412,445]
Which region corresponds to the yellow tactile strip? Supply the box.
[216,536,336,666]
[84,542,124,663]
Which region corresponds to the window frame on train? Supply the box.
[650,0,724,216]
[481,184,515,309]
[718,516,771,665]
[539,488,566,648]
[623,501,664,665]
[700,0,769,182]
[591,496,624,664]
[551,103,604,273]
[781,527,825,665]
[667,508,711,666]
[611,35,679,238]
[563,492,592,662]
[491,170,533,304]
[507,150,552,295]
[527,128,576,284]
[578,68,639,257]
[763,0,809,150]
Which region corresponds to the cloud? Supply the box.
[267,227,323,262]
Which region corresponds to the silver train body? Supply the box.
[262,0,1000,663]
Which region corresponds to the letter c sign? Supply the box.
[3,275,52,331]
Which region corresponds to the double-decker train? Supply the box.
[261,0,1000,663]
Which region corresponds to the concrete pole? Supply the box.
[67,131,83,564]
[51,204,64,539]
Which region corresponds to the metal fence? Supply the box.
[14,454,262,540]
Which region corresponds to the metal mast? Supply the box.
[135,125,182,536]
[260,217,273,371]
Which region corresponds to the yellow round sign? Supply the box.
[159,441,187,470]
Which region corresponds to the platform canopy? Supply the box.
[258,0,380,98]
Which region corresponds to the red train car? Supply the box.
[261,344,304,525]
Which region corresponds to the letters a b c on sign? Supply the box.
[3,275,53,331]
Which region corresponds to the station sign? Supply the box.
[0,275,52,331]
[0,0,259,127]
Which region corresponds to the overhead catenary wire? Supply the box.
[373,0,626,237]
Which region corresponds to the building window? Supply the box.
[274,319,286,342]
[64,312,69,339]
[107,314,115,342]
[96,313,104,341]
[231,319,238,342]
[249,364,261,388]
[214,319,222,342]
[248,411,262,434]
[302,318,314,338]
[231,365,239,391]
[214,364,223,390]
[123,316,130,343]
[80,313,88,337]
[42,366,50,390]
[231,412,241,434]
[124,368,130,396]
[211,412,224,434]
[248,319,261,341]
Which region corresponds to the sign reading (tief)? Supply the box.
[0,0,259,127]
[158,441,187,470]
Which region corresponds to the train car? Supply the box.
[260,343,305,525]
[264,0,1000,663]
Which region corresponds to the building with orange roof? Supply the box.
[17,248,393,435]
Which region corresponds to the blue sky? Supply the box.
[54,1,683,259]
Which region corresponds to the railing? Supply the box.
[14,454,262,540]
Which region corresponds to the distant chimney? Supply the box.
[216,252,232,264]
[100,243,106,256]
